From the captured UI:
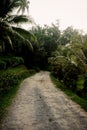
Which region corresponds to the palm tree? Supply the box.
[0,0,36,53]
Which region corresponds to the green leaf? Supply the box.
[12,27,33,51]
[7,15,33,24]
[12,26,38,43]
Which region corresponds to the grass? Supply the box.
[0,65,28,74]
[50,74,87,112]
[0,65,36,123]
[77,75,84,90]
[0,81,21,122]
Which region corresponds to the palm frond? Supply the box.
[0,0,37,53]
[7,15,33,24]
[0,20,14,51]
[12,26,38,43]
[4,35,13,49]
[17,0,30,14]
[0,0,18,18]
[0,0,30,18]
[12,27,33,51]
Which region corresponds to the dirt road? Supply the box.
[1,71,87,130]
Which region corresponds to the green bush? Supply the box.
[63,63,79,92]
[0,67,36,94]
[83,75,87,90]
[0,60,6,70]
[1,57,24,68]
[50,74,87,112]
[81,75,87,99]
[52,63,63,80]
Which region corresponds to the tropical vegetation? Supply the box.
[0,0,37,121]
[0,0,87,121]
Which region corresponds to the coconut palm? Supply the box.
[0,0,36,53]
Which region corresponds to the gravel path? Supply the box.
[1,71,87,130]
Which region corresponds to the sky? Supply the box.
[29,0,87,33]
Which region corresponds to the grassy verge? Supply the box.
[0,65,36,123]
[50,74,87,112]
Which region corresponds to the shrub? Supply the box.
[84,74,87,86]
[52,63,63,80]
[82,75,87,99]
[11,57,24,67]
[0,67,36,94]
[0,60,6,70]
[63,63,79,92]
[1,56,24,69]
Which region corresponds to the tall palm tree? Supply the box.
[0,0,36,53]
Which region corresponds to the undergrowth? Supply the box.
[0,65,36,123]
[50,73,87,112]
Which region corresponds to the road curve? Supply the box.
[1,71,87,130]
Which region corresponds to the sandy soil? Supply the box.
[1,71,87,130]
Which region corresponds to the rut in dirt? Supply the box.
[1,71,87,130]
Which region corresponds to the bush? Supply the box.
[0,67,36,94]
[3,57,24,68]
[82,75,87,99]
[0,56,24,69]
[63,63,79,92]
[0,60,6,70]
[12,57,24,67]
[83,75,87,90]
[52,63,63,80]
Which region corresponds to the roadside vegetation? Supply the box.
[0,0,87,122]
[50,74,87,112]
[0,0,37,122]
[0,65,36,122]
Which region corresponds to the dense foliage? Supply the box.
[48,27,87,100]
[29,24,87,100]
[30,23,61,69]
[0,56,24,69]
[0,0,37,56]
[0,0,87,115]
[0,1,37,114]
[0,66,36,94]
